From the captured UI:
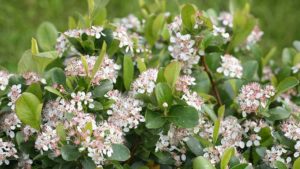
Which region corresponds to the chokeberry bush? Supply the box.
[0,0,300,169]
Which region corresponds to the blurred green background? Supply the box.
[1,0,300,71]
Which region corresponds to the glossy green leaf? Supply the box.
[275,160,288,169]
[15,92,43,130]
[220,147,235,169]
[164,61,181,89]
[168,105,198,128]
[81,157,96,169]
[145,110,166,129]
[231,163,249,169]
[181,4,196,31]
[123,55,134,90]
[56,122,66,141]
[293,157,300,169]
[61,145,81,161]
[155,83,173,107]
[26,83,43,101]
[267,107,290,121]
[275,77,299,98]
[110,144,130,161]
[92,80,113,98]
[186,136,203,156]
[91,42,106,80]
[193,156,216,169]
[37,22,58,51]
[137,57,147,73]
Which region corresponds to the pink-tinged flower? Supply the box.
[237,83,275,116]
[220,116,245,149]
[218,12,233,28]
[106,90,144,132]
[65,55,120,85]
[281,117,300,141]
[35,126,60,156]
[181,90,203,111]
[0,70,11,91]
[263,145,291,168]
[17,153,32,169]
[176,75,196,92]
[212,25,230,42]
[116,14,141,30]
[113,25,134,53]
[7,84,22,110]
[155,125,189,166]
[42,100,65,127]
[168,16,182,33]
[131,69,158,95]
[217,54,243,79]
[0,138,18,166]
[84,121,123,167]
[0,112,21,138]
[168,33,200,74]
[22,72,44,85]
[246,25,263,48]
[22,125,37,142]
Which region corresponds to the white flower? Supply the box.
[106,90,144,132]
[0,112,21,138]
[181,90,203,111]
[0,71,11,91]
[116,14,141,30]
[7,84,22,110]
[218,12,233,28]
[246,25,263,48]
[65,55,120,85]
[168,33,200,74]
[263,145,291,168]
[35,126,60,155]
[113,26,134,53]
[238,83,275,115]
[217,54,243,79]
[212,25,230,41]
[246,134,261,147]
[168,16,182,32]
[176,75,196,92]
[0,139,18,166]
[131,69,158,95]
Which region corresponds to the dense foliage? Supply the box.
[0,0,300,169]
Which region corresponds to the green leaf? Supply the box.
[164,61,181,89]
[231,163,249,169]
[61,145,81,161]
[155,83,173,107]
[275,161,288,169]
[242,60,258,80]
[186,136,203,156]
[31,38,39,55]
[81,157,96,169]
[275,77,299,98]
[267,107,291,121]
[137,58,147,73]
[181,4,196,31]
[293,157,300,169]
[211,106,224,144]
[26,83,43,101]
[220,147,235,169]
[81,55,89,76]
[145,110,166,129]
[37,22,58,51]
[45,67,66,85]
[91,42,106,80]
[191,70,211,94]
[44,86,63,98]
[152,13,165,40]
[15,92,43,130]
[193,156,216,169]
[87,0,95,17]
[56,123,66,141]
[18,50,36,73]
[123,55,134,90]
[33,51,58,74]
[92,80,113,98]
[110,144,130,161]
[168,105,199,128]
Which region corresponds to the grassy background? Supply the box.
[1,0,300,71]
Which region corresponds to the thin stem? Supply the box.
[200,56,222,106]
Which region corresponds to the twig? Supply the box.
[200,56,222,106]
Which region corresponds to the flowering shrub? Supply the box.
[0,0,300,169]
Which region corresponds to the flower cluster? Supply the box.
[0,70,11,91]
[106,90,144,132]
[237,83,275,116]
[131,68,158,95]
[263,145,291,168]
[113,25,134,53]
[7,84,22,110]
[168,33,200,74]
[0,139,18,166]
[246,25,264,48]
[217,54,243,78]
[0,112,21,138]
[65,55,120,84]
